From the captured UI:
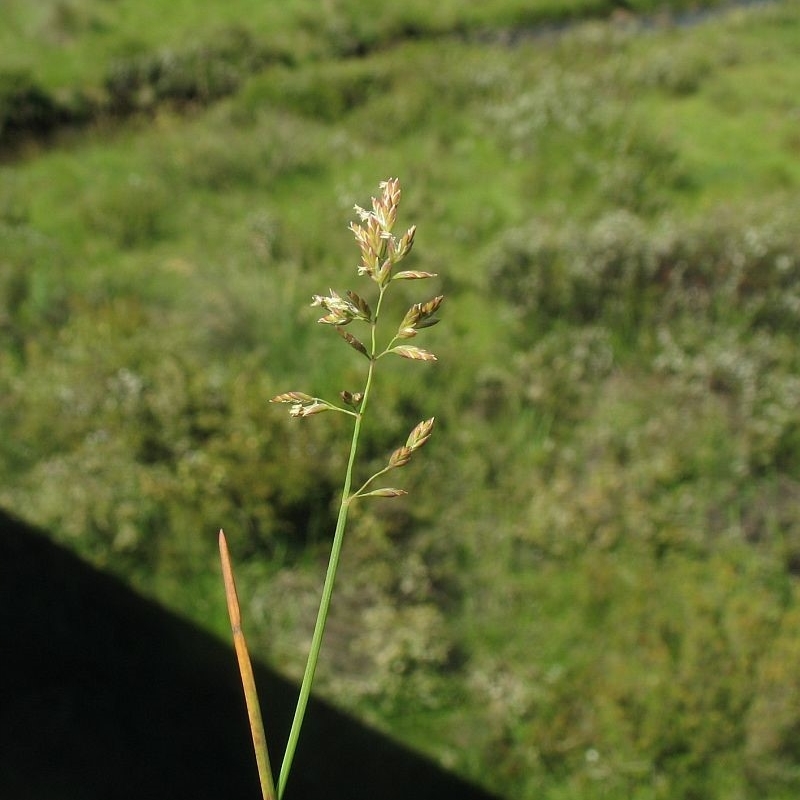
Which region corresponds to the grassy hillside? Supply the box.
[2,1,800,798]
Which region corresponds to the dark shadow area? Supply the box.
[0,509,500,800]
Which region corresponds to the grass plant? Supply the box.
[220,179,441,798]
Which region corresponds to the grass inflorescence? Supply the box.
[222,179,440,798]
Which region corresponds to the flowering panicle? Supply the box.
[272,178,441,499]
[227,179,443,800]
[349,178,419,287]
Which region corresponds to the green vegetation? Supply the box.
[2,1,800,798]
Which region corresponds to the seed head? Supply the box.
[406,417,435,452]
[270,392,332,418]
[389,345,437,361]
[311,289,368,325]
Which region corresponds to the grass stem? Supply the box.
[277,355,377,798]
[254,181,433,799]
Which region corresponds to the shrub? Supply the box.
[487,210,658,337]
[104,26,282,114]
[241,61,392,122]
[489,201,800,343]
[0,70,68,145]
[638,45,713,96]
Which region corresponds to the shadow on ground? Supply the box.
[1,509,500,800]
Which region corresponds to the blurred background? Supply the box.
[2,1,799,798]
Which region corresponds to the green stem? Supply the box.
[277,288,385,799]
[351,465,391,499]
